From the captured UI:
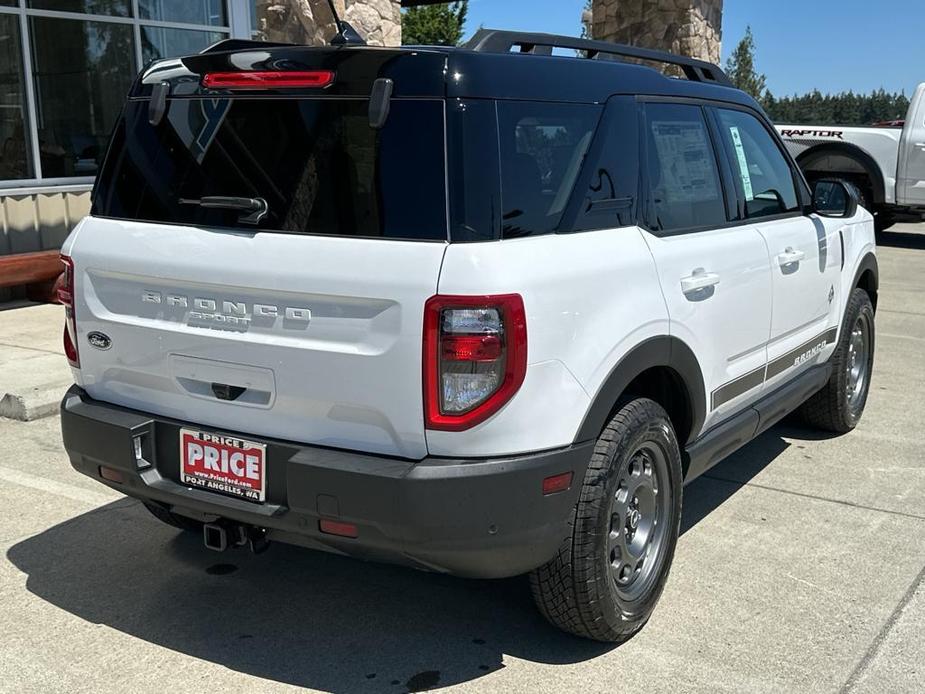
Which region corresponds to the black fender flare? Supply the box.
[574,336,706,446]
[796,143,886,205]
[851,251,879,308]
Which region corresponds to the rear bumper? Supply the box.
[61,386,591,578]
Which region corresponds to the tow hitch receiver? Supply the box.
[203,522,270,554]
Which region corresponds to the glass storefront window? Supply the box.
[27,0,132,17]
[139,0,226,27]
[0,1,235,183]
[29,16,135,177]
[0,14,34,179]
[141,26,225,63]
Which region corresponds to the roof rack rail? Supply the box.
[200,38,297,54]
[464,29,732,87]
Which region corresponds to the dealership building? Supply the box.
[0,0,402,295]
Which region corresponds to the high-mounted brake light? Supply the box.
[423,294,527,432]
[201,70,336,90]
[59,255,79,368]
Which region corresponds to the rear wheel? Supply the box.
[798,288,875,433]
[530,398,682,642]
[142,501,203,533]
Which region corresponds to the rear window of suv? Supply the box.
[92,98,448,241]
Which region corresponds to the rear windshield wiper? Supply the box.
[179,196,268,225]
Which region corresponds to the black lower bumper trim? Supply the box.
[60,386,592,578]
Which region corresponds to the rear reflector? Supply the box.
[542,472,573,496]
[99,466,124,484]
[202,70,335,90]
[319,519,359,539]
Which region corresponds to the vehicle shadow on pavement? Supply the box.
[877,227,925,250]
[7,426,810,692]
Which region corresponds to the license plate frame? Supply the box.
[179,428,267,503]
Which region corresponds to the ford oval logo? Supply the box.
[87,331,112,351]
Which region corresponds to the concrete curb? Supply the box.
[0,386,64,421]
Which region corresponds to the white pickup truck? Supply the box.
[776,82,925,231]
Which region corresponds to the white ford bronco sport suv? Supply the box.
[59,29,878,643]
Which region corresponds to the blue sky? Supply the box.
[462,0,924,97]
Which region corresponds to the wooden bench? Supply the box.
[0,249,63,302]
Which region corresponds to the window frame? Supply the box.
[707,103,812,224]
[493,98,605,240]
[637,95,814,238]
[0,0,250,188]
[556,95,639,236]
[637,98,734,237]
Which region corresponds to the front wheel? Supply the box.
[530,398,683,642]
[798,288,875,433]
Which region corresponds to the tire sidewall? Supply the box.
[588,403,683,634]
[837,290,876,428]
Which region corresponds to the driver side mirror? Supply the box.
[812,179,859,218]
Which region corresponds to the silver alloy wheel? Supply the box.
[608,441,671,602]
[846,312,872,410]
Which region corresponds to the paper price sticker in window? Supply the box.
[729,126,754,201]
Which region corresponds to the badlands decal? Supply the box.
[711,328,839,409]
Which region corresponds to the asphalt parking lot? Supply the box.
[1,224,924,694]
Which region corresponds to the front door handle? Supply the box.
[680,268,720,295]
[777,247,806,267]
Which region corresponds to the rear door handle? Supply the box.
[680,269,720,295]
[777,247,806,267]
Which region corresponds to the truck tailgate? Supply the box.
[66,217,445,459]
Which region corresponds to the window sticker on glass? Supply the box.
[729,126,754,201]
[650,121,720,203]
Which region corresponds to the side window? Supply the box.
[715,108,800,218]
[643,103,727,233]
[497,101,602,238]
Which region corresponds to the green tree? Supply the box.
[725,26,768,104]
[763,89,910,125]
[581,0,593,39]
[402,1,468,47]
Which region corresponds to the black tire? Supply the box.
[142,501,203,533]
[530,398,683,642]
[798,288,875,433]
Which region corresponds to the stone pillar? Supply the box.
[254,0,401,47]
[591,0,722,66]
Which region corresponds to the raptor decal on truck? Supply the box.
[779,129,844,139]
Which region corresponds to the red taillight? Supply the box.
[60,255,79,368]
[423,294,527,432]
[441,334,503,362]
[201,70,335,90]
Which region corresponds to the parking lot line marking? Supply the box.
[839,562,925,693]
[878,308,925,318]
[702,474,925,522]
[0,340,64,356]
[879,332,925,342]
[0,465,117,507]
